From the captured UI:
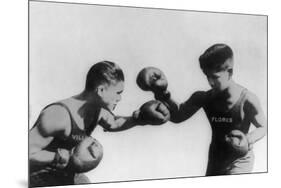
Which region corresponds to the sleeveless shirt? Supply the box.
[203,89,253,172]
[30,102,101,186]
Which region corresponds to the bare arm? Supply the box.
[98,108,140,132]
[244,93,267,146]
[29,106,70,168]
[158,91,206,123]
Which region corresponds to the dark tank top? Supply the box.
[203,89,252,171]
[43,102,100,151]
[30,102,101,187]
[204,89,251,142]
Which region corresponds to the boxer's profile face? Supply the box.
[97,81,124,111]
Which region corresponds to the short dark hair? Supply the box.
[199,44,233,73]
[85,61,124,91]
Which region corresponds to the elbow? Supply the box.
[28,148,38,160]
[257,124,267,133]
[170,116,182,124]
[29,144,42,157]
[103,126,114,132]
[104,128,115,132]
[103,125,119,132]
[29,146,37,156]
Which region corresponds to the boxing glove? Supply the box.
[225,130,249,157]
[68,137,103,173]
[133,100,170,125]
[136,67,170,100]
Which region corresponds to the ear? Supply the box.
[228,69,233,78]
[96,85,105,97]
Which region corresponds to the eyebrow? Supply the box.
[207,75,219,78]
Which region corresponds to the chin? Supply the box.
[102,105,112,112]
[109,106,115,111]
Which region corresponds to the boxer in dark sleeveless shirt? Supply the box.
[29,61,170,187]
[149,44,267,175]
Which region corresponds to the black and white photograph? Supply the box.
[28,0,267,187]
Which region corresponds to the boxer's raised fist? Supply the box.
[136,67,170,100]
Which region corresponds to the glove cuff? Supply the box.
[132,110,145,125]
[155,90,171,101]
[51,148,71,169]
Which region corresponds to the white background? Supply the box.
[1,0,280,188]
[29,1,267,182]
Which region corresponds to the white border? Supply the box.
[1,0,279,188]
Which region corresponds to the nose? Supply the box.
[208,78,215,87]
[116,94,121,102]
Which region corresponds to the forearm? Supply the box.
[156,91,203,123]
[246,126,267,146]
[166,98,201,123]
[161,98,180,116]
[105,116,139,132]
[154,92,182,123]
[165,98,183,123]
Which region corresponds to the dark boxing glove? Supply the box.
[133,100,170,125]
[136,67,170,100]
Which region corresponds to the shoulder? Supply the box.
[232,84,259,105]
[243,90,262,115]
[244,90,260,107]
[38,104,71,137]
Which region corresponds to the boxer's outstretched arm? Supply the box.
[160,91,206,123]
[98,108,138,132]
[99,101,170,132]
[29,106,71,168]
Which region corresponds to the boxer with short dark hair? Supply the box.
[137,44,267,176]
[29,61,170,187]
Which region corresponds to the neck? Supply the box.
[74,91,100,111]
[212,80,236,99]
[75,91,93,101]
